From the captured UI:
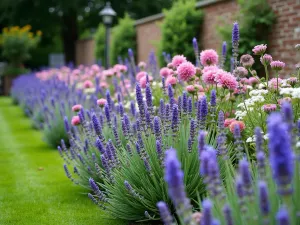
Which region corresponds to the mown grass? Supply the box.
[0,97,126,225]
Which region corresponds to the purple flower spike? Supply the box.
[239,158,252,195]
[92,113,103,137]
[159,99,165,117]
[153,116,161,137]
[210,89,216,107]
[128,48,134,59]
[232,22,239,44]
[182,92,188,114]
[171,104,179,133]
[156,140,163,159]
[136,83,145,117]
[104,104,111,124]
[218,111,225,130]
[106,89,112,109]
[95,138,105,154]
[223,204,233,225]
[119,103,124,117]
[164,148,186,207]
[63,116,70,133]
[235,177,244,199]
[201,199,213,225]
[258,181,270,216]
[276,207,290,225]
[157,201,173,225]
[188,97,192,115]
[143,157,151,172]
[198,130,206,155]
[255,127,263,152]
[130,100,136,116]
[168,84,174,106]
[267,113,294,193]
[192,37,198,52]
[222,41,227,58]
[145,83,153,109]
[89,178,100,193]
[78,108,85,122]
[63,164,72,179]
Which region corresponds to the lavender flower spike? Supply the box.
[157,201,173,225]
[201,199,213,225]
[232,22,239,44]
[276,206,290,225]
[239,158,252,196]
[258,181,270,216]
[222,41,227,58]
[223,204,233,225]
[164,148,186,207]
[210,89,216,107]
[267,113,294,194]
[63,116,70,133]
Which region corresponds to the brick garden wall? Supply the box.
[135,0,300,75]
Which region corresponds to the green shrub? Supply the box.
[158,0,203,66]
[218,0,275,73]
[94,24,106,65]
[110,14,136,64]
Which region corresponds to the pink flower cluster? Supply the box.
[252,44,267,55]
[200,49,219,66]
[262,104,277,113]
[177,61,196,82]
[171,55,187,68]
[72,104,82,112]
[270,60,285,71]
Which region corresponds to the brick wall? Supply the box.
[76,39,95,66]
[135,0,300,75]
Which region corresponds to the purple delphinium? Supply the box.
[188,97,193,116]
[232,22,239,70]
[267,113,294,195]
[171,104,179,134]
[145,83,153,111]
[159,99,165,118]
[168,84,174,106]
[106,90,112,109]
[157,201,173,225]
[182,92,188,114]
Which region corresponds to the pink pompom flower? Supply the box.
[200,49,219,66]
[177,61,196,82]
[224,118,236,127]
[229,121,246,133]
[262,104,277,113]
[97,98,107,107]
[270,60,285,71]
[186,85,196,94]
[166,76,177,86]
[72,104,82,112]
[83,80,94,88]
[140,75,153,88]
[248,77,259,85]
[235,66,248,77]
[136,71,147,81]
[287,77,298,86]
[252,44,267,55]
[216,71,238,90]
[160,67,171,78]
[269,77,282,89]
[240,54,255,68]
[171,55,187,68]
[260,54,273,65]
[138,61,147,69]
[240,78,249,85]
[202,66,219,85]
[194,84,204,92]
[71,116,81,126]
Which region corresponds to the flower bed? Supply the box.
[11,22,300,224]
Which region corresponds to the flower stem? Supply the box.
[264,64,269,88]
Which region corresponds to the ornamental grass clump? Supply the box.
[60,78,237,221]
[157,102,300,225]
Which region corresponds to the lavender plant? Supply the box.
[157,102,300,225]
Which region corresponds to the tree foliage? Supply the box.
[158,0,203,66]
[94,24,105,65]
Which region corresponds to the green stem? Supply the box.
[264,64,269,88]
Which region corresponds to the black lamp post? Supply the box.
[99,2,116,69]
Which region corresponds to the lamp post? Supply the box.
[99,2,116,69]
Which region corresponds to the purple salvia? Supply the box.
[159,99,165,118]
[157,201,173,225]
[276,207,290,225]
[104,104,111,125]
[92,113,104,140]
[164,148,192,222]
[95,138,105,155]
[232,22,239,70]
[63,116,70,133]
[198,130,206,155]
[119,103,124,117]
[130,100,136,116]
[168,84,174,106]
[136,83,145,120]
[63,164,72,180]
[171,104,179,134]
[210,89,216,107]
[153,116,161,141]
[188,97,192,116]
[182,92,188,114]
[201,199,213,225]
[135,142,141,155]
[188,138,193,153]
[126,143,133,155]
[156,140,163,159]
[106,90,112,109]
[239,158,252,196]
[143,157,151,172]
[223,204,233,225]
[258,181,270,216]
[77,153,85,165]
[268,113,294,195]
[112,126,121,148]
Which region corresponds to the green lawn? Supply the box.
[0,97,126,225]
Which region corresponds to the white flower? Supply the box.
[246,85,253,90]
[235,110,247,119]
[246,137,254,143]
[263,134,269,140]
[83,87,96,94]
[296,142,300,148]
